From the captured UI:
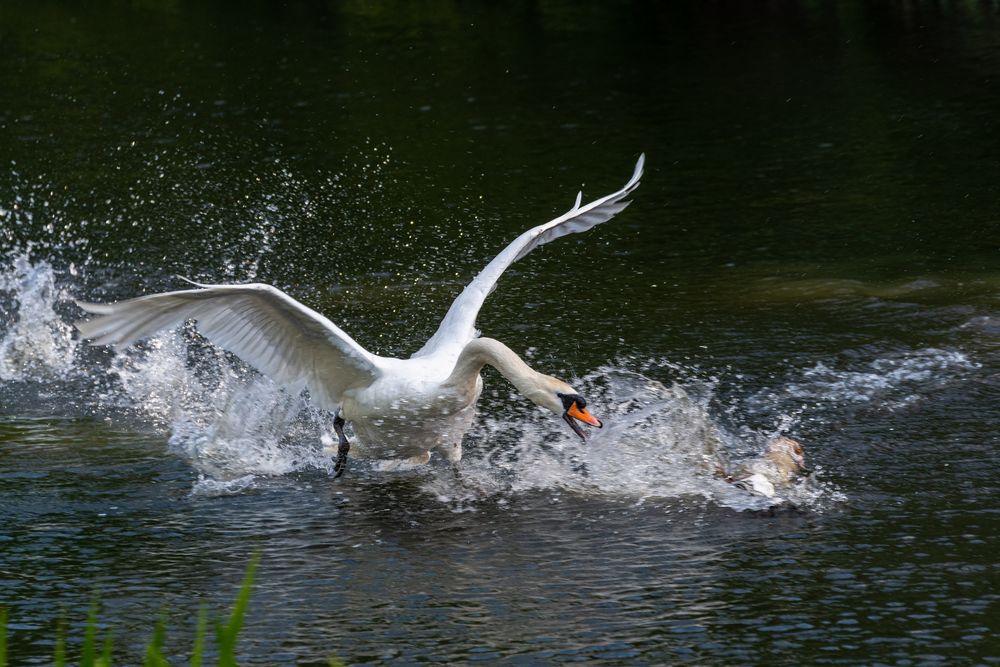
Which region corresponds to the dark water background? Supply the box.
[1,1,998,664]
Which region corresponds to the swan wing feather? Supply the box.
[415,153,644,358]
[76,283,379,411]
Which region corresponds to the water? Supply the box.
[2,2,999,664]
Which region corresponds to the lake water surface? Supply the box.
[1,2,998,664]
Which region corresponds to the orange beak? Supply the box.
[567,402,602,428]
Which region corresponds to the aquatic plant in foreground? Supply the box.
[0,552,343,666]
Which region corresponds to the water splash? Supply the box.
[423,367,841,512]
[0,251,79,381]
[0,253,846,511]
[0,252,334,477]
[10,255,955,512]
[106,331,336,479]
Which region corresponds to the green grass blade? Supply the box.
[54,618,67,667]
[1,607,7,667]
[217,550,260,667]
[5,553,263,667]
[214,620,228,667]
[143,614,168,667]
[189,603,207,667]
[99,631,113,667]
[81,597,99,667]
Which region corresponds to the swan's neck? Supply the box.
[445,338,551,406]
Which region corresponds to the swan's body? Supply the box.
[77,155,644,471]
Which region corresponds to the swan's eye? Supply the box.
[557,393,585,411]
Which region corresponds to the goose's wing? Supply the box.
[415,153,644,358]
[75,283,379,411]
[732,473,776,498]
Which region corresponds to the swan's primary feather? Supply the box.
[414,153,644,358]
[75,283,379,411]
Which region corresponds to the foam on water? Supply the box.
[189,473,259,497]
[791,349,978,405]
[745,347,980,420]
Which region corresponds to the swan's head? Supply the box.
[766,436,810,476]
[556,391,603,440]
[527,375,602,440]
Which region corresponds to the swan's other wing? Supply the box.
[75,283,379,411]
[415,153,644,358]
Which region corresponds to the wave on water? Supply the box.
[743,347,980,421]
[7,251,985,511]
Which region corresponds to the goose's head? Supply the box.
[766,436,810,477]
[528,377,603,440]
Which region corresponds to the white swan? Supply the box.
[76,155,645,476]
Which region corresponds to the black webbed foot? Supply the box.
[333,411,350,479]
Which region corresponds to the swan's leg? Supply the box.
[333,410,350,479]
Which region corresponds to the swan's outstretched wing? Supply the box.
[415,153,645,358]
[76,283,380,411]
